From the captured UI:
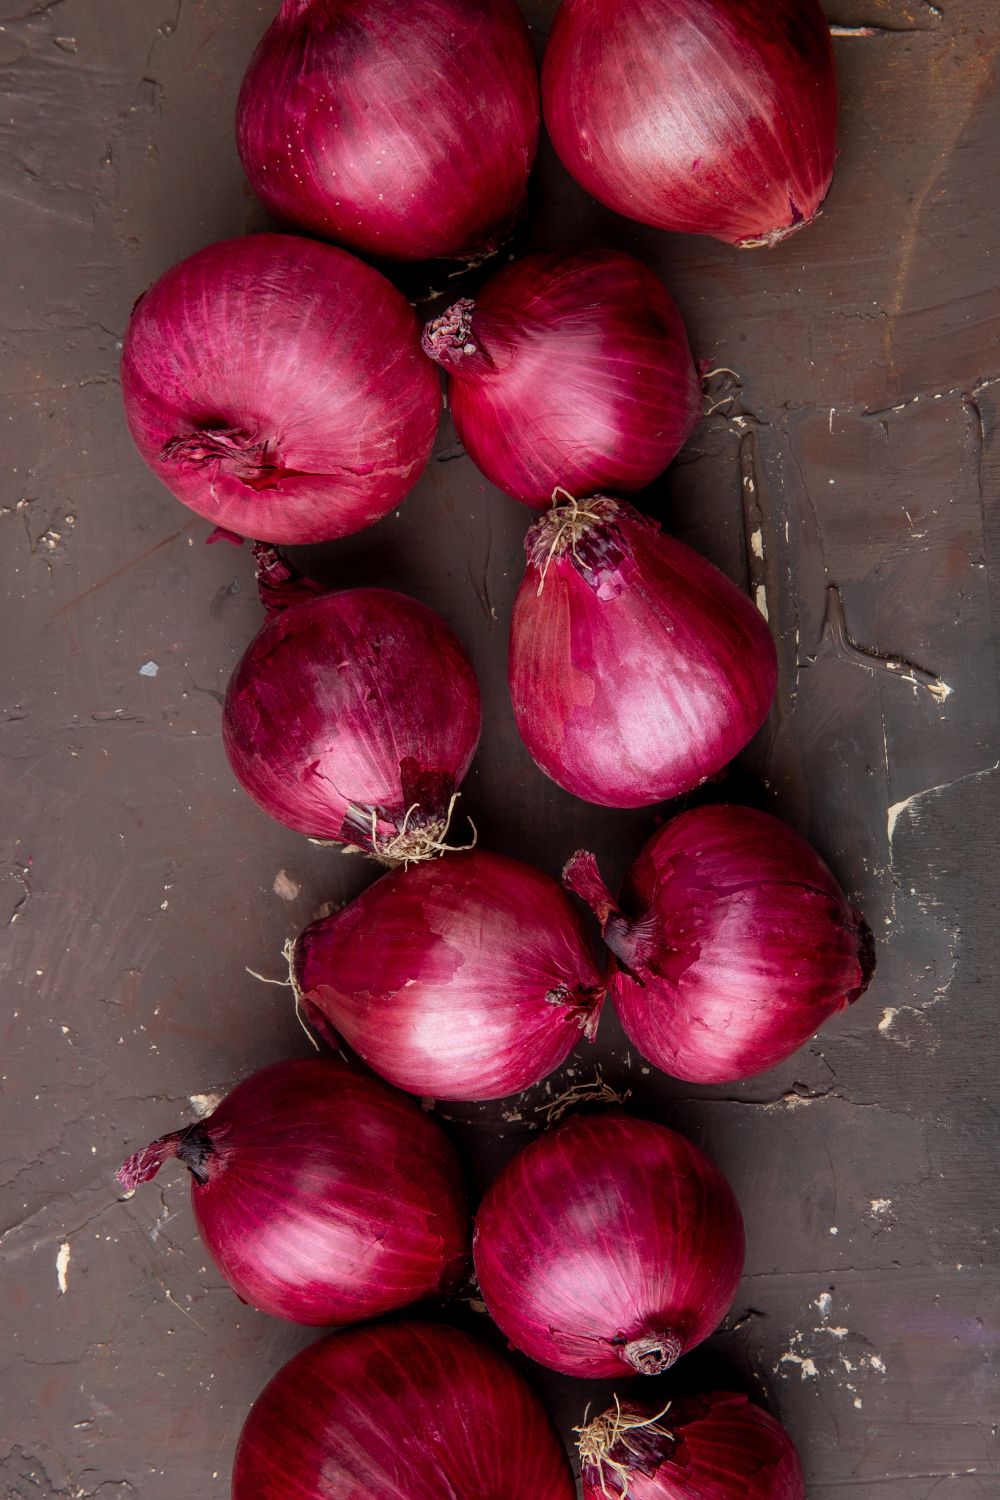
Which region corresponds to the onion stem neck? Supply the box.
[576,1398,674,1494]
[621,1330,683,1375]
[421,299,494,377]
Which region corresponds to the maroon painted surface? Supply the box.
[1,2,998,1497]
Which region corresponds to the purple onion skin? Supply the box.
[509,499,777,809]
[115,1060,470,1327]
[294,848,606,1102]
[542,0,838,248]
[422,250,702,507]
[565,805,876,1084]
[120,235,440,545]
[222,587,482,850]
[236,0,540,264]
[473,1111,745,1380]
[232,1320,576,1500]
[580,1393,805,1500]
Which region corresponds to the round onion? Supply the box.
[115,1059,470,1326]
[232,1320,576,1499]
[236,0,540,264]
[222,586,482,860]
[508,497,777,808]
[421,250,702,507]
[293,848,605,1101]
[564,804,876,1083]
[542,0,838,248]
[120,234,440,545]
[473,1110,745,1378]
[578,1393,805,1500]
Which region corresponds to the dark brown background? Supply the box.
[2,1,998,1496]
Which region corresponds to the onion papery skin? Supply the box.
[232,1320,576,1500]
[115,1060,470,1327]
[565,805,876,1084]
[579,1393,805,1500]
[120,235,440,545]
[294,848,606,1102]
[509,498,777,808]
[473,1111,744,1379]
[222,587,482,855]
[421,250,702,507]
[542,0,838,248]
[236,0,540,264]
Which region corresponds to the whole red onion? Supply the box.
[473,1111,745,1378]
[564,804,876,1084]
[232,1320,576,1499]
[236,0,540,264]
[508,497,777,808]
[421,250,702,507]
[115,1060,469,1326]
[222,586,482,859]
[542,0,838,248]
[120,235,440,545]
[577,1393,805,1500]
[293,848,605,1101]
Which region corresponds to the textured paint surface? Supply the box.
[1,1,998,1497]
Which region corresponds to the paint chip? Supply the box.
[56,1241,70,1293]
[139,661,159,677]
[273,869,301,901]
[878,1007,897,1033]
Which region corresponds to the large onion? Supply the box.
[236,0,540,264]
[232,1320,576,1499]
[421,250,701,506]
[473,1110,745,1378]
[222,586,482,860]
[293,848,605,1101]
[564,805,876,1083]
[508,497,777,808]
[542,0,838,248]
[577,1393,805,1500]
[116,1060,470,1326]
[120,235,440,545]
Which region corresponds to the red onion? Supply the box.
[293,848,605,1101]
[564,804,876,1084]
[542,0,838,248]
[508,497,777,808]
[236,0,540,264]
[222,585,482,858]
[577,1393,805,1500]
[473,1110,745,1378]
[120,235,440,545]
[115,1059,469,1326]
[232,1320,576,1499]
[421,250,702,507]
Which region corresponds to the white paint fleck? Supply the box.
[878,1007,898,1033]
[841,1357,855,1372]
[814,1325,849,1339]
[829,1226,839,1235]
[868,1354,886,1373]
[854,1398,863,1408]
[814,1293,832,1319]
[750,528,764,558]
[273,869,301,901]
[56,1241,70,1294]
[780,1352,819,1379]
[870,1198,892,1214]
[139,661,159,677]
[755,584,768,620]
[189,1092,222,1118]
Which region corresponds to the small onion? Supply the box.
[120,235,440,545]
[421,250,701,507]
[564,804,876,1083]
[115,1059,470,1326]
[577,1393,805,1500]
[222,586,482,860]
[232,1320,576,1499]
[542,0,838,248]
[473,1110,745,1378]
[293,848,605,1101]
[236,0,540,264]
[508,497,777,808]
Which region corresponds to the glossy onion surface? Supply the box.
[237,0,540,262]
[294,848,605,1101]
[116,1060,470,1325]
[565,805,876,1083]
[509,498,777,808]
[474,1111,745,1378]
[542,0,838,247]
[231,1320,577,1500]
[120,235,440,545]
[222,587,482,856]
[422,249,701,506]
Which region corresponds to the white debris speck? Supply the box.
[868,1354,886,1373]
[870,1198,892,1214]
[829,1226,839,1235]
[139,661,159,677]
[814,1293,832,1319]
[273,869,301,901]
[854,1398,862,1408]
[189,1093,222,1118]
[750,528,764,558]
[56,1241,70,1293]
[779,1352,819,1379]
[754,584,768,620]
[878,1008,898,1033]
